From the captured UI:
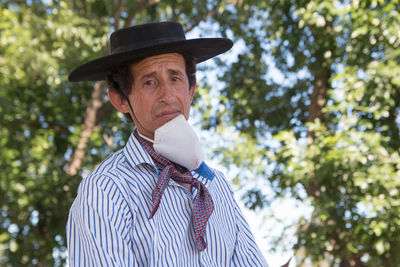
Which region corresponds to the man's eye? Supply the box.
[144,80,155,86]
[172,76,180,81]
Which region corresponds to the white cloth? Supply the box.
[139,114,204,170]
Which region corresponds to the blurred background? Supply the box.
[1,0,400,266]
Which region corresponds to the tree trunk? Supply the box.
[306,66,329,144]
[339,255,364,267]
[305,66,365,267]
[66,81,106,176]
[303,66,329,198]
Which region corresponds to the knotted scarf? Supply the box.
[134,131,214,251]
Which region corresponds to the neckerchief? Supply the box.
[134,131,214,251]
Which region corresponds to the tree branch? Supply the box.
[12,119,71,134]
[66,81,106,176]
[185,5,220,33]
[306,66,329,144]
[113,0,123,30]
[123,0,161,28]
[184,0,234,33]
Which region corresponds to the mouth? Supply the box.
[156,109,181,120]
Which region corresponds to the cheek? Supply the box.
[187,88,195,105]
[132,93,147,109]
[182,92,193,115]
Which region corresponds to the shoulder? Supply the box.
[75,150,144,214]
[205,167,238,209]
[209,167,235,194]
[78,172,134,212]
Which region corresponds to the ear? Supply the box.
[189,80,197,103]
[108,88,130,113]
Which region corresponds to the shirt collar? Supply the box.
[123,131,158,173]
[191,162,215,192]
[192,162,214,181]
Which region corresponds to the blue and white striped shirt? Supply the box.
[67,132,268,266]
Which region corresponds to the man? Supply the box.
[67,21,268,266]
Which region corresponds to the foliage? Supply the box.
[0,0,258,265]
[212,0,400,266]
[0,2,111,265]
[1,0,400,266]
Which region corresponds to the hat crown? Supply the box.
[110,22,186,54]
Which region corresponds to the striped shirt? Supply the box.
[66,132,268,266]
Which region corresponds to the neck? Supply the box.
[137,131,154,143]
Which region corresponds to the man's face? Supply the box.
[127,53,196,139]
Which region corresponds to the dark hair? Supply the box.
[106,54,197,122]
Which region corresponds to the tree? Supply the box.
[2,0,400,266]
[0,1,111,265]
[0,0,253,265]
[212,0,400,266]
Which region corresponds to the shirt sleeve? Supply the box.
[66,174,138,267]
[231,196,269,267]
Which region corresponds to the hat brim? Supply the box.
[68,38,233,82]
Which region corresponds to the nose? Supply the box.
[158,79,175,104]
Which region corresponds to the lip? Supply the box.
[156,109,181,119]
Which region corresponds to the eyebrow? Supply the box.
[168,69,184,76]
[142,69,183,78]
[140,69,184,80]
[141,71,156,80]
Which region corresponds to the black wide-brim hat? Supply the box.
[68,21,233,82]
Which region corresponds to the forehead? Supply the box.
[130,53,186,75]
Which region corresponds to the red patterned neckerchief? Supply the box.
[134,131,214,251]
